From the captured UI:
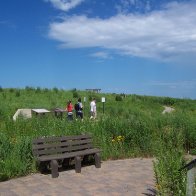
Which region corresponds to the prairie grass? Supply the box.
[153,128,186,195]
[0,88,195,195]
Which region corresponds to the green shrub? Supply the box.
[25,86,34,91]
[15,90,20,97]
[73,91,79,98]
[88,95,101,102]
[153,129,186,195]
[71,88,77,92]
[115,95,123,101]
[43,88,49,93]
[9,88,15,93]
[190,149,196,155]
[53,87,58,93]
[120,93,126,98]
[162,97,176,106]
[35,87,41,93]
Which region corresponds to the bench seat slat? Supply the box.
[34,143,93,156]
[32,138,92,150]
[37,148,101,162]
[32,135,91,144]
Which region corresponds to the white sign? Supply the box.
[101,97,105,103]
[84,97,86,102]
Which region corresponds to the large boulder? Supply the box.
[13,109,32,121]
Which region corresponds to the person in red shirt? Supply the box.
[66,100,73,120]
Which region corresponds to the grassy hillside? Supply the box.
[0,87,195,194]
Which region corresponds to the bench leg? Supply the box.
[50,160,59,178]
[75,156,81,173]
[94,153,101,168]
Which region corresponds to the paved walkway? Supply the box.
[0,158,155,196]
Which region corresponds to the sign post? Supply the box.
[83,97,86,116]
[101,97,105,114]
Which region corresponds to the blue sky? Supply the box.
[0,0,196,99]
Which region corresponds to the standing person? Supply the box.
[66,100,73,120]
[75,98,83,121]
[90,98,96,119]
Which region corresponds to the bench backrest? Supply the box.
[32,135,93,157]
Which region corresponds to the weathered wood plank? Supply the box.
[32,138,92,151]
[37,148,101,162]
[34,143,93,156]
[32,135,91,144]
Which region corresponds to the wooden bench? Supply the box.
[32,134,101,178]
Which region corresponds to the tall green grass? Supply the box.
[153,127,186,195]
[0,88,195,195]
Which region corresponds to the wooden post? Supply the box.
[50,160,59,178]
[95,153,101,168]
[181,159,196,196]
[83,97,86,118]
[75,156,81,173]
[101,97,105,114]
[186,167,196,196]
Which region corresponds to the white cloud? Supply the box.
[149,80,196,89]
[45,0,84,12]
[90,51,111,59]
[48,1,196,61]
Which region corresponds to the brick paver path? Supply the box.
[0,158,155,196]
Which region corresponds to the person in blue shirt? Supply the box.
[75,98,83,121]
